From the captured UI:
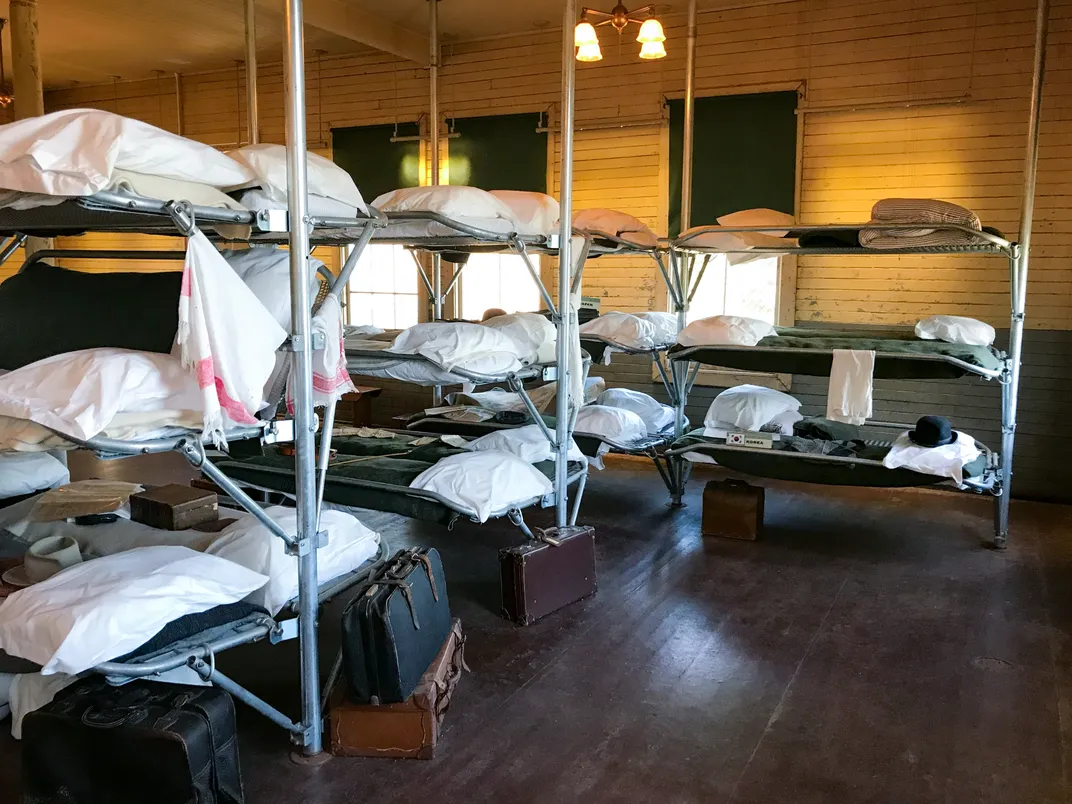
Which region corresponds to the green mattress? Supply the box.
[669,327,1003,379]
[669,429,987,488]
[215,432,575,525]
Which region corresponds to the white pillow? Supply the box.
[705,385,801,432]
[0,109,256,197]
[633,312,678,346]
[228,144,367,213]
[0,453,69,498]
[0,348,202,442]
[595,388,674,435]
[373,186,517,225]
[579,313,657,350]
[573,209,659,247]
[482,312,556,364]
[390,322,530,371]
[465,424,584,464]
[915,315,995,347]
[766,409,803,435]
[223,246,324,331]
[716,208,796,238]
[575,405,648,443]
[0,546,268,676]
[205,507,380,616]
[238,187,360,219]
[409,451,553,523]
[677,315,777,348]
[488,191,560,236]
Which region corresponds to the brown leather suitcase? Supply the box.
[129,484,219,531]
[329,618,466,759]
[499,526,597,626]
[702,479,764,540]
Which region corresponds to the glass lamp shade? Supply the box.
[636,17,666,44]
[639,40,666,59]
[575,21,599,47]
[576,41,604,62]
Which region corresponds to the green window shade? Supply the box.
[447,113,547,192]
[332,122,421,203]
[668,91,798,237]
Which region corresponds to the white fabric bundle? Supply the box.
[409,451,553,523]
[390,322,531,373]
[464,425,584,464]
[373,186,518,227]
[0,546,268,676]
[826,349,875,426]
[0,348,202,444]
[482,312,557,364]
[633,312,679,346]
[228,144,367,213]
[287,295,355,411]
[704,385,801,432]
[915,315,995,347]
[178,231,288,445]
[0,453,69,498]
[579,313,657,351]
[677,315,777,348]
[595,388,674,435]
[488,191,560,236]
[572,209,659,247]
[223,245,323,331]
[883,431,981,484]
[206,506,380,615]
[574,405,648,443]
[0,109,255,197]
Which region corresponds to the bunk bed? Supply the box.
[661,220,1024,546]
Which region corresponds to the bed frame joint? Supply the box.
[286,530,328,557]
[285,332,326,352]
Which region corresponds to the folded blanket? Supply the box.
[869,198,981,229]
[178,231,287,446]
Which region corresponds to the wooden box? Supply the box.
[129,484,219,531]
[701,479,764,541]
[329,619,466,759]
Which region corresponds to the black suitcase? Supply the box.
[22,679,243,804]
[341,547,451,705]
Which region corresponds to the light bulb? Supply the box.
[574,21,599,47]
[636,18,666,44]
[639,40,666,59]
[576,41,603,62]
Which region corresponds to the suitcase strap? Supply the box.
[432,632,471,723]
[367,578,421,630]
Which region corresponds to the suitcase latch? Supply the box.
[533,527,562,547]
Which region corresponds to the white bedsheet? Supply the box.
[373,185,548,239]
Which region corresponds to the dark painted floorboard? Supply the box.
[1,455,1070,804]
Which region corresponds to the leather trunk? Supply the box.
[702,479,765,540]
[499,526,597,626]
[129,484,219,531]
[21,679,243,804]
[341,547,452,704]
[330,618,466,759]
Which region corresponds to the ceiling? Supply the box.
[0,0,681,89]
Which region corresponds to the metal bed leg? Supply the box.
[190,658,303,737]
[569,468,588,527]
[321,650,343,715]
[508,508,537,540]
[995,376,1014,549]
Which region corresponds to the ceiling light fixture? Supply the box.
[575,4,666,63]
[0,20,13,109]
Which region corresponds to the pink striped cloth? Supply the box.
[177,231,287,447]
[286,294,356,413]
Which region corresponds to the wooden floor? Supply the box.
[2,455,1071,803]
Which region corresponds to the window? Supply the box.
[345,244,419,330]
[459,253,541,321]
[687,256,779,326]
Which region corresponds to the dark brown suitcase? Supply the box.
[329,618,467,759]
[499,526,597,626]
[702,479,764,540]
[129,484,219,531]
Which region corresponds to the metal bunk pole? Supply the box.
[429,0,444,405]
[998,0,1049,549]
[555,0,577,529]
[245,0,259,144]
[283,0,324,760]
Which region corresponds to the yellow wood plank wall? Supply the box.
[6,0,1068,333]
